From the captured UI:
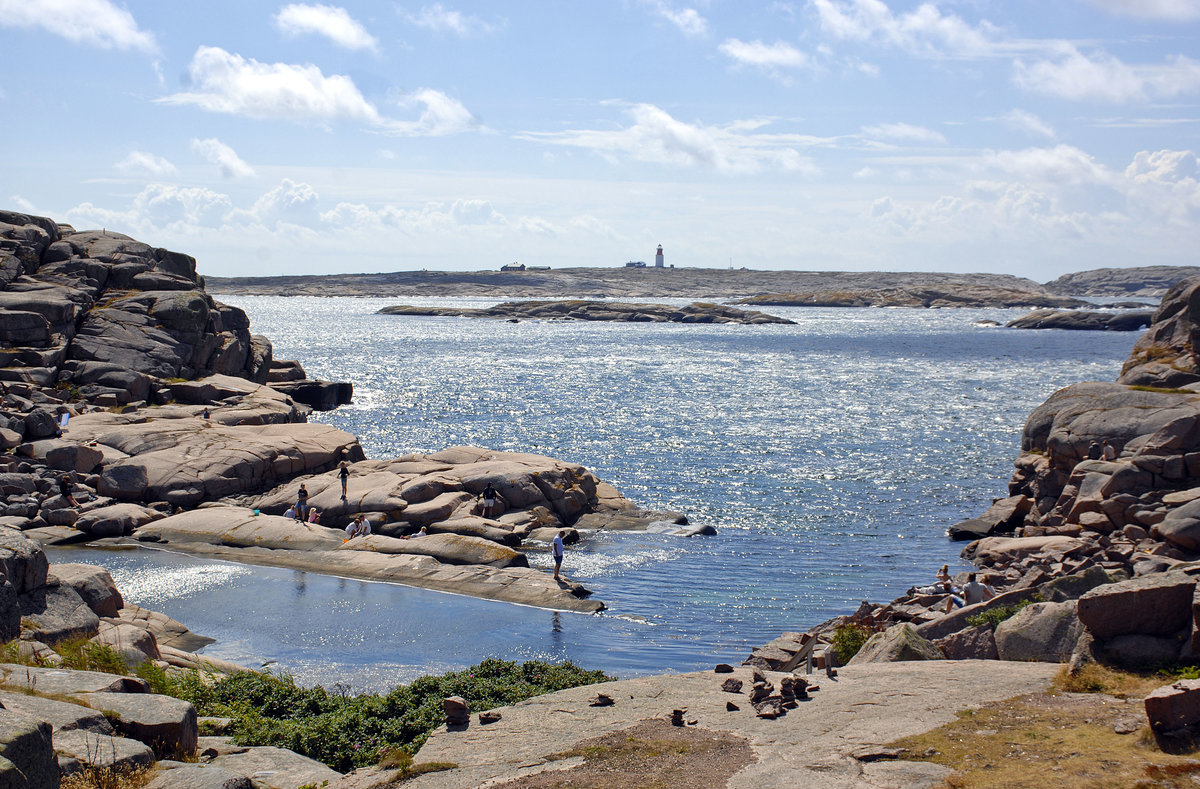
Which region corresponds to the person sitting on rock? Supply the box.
[1102,441,1117,461]
[284,505,299,519]
[403,526,428,539]
[344,514,370,541]
[944,572,994,613]
[307,508,321,524]
[58,474,79,508]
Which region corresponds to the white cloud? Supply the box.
[516,104,821,175]
[719,39,810,69]
[1014,45,1200,102]
[1124,149,1200,224]
[10,195,36,213]
[982,144,1112,186]
[246,179,320,225]
[811,0,997,58]
[115,151,178,177]
[643,1,708,37]
[1082,0,1200,20]
[402,3,499,36]
[998,109,1056,139]
[860,122,946,143]
[274,4,379,52]
[191,138,256,178]
[0,0,158,54]
[159,46,384,125]
[388,89,477,136]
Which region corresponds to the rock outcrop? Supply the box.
[735,286,1086,309]
[1005,309,1154,332]
[1044,265,1200,298]
[378,299,793,324]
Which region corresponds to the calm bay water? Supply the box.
[52,297,1138,691]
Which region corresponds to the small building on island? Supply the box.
[655,245,664,268]
[624,260,646,268]
[500,262,525,271]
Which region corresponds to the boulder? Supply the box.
[993,601,1084,662]
[269,380,353,411]
[49,563,124,617]
[91,620,159,667]
[18,581,101,644]
[1100,633,1185,667]
[932,624,999,660]
[1119,277,1200,387]
[1145,678,1200,731]
[847,623,944,665]
[76,691,198,758]
[0,710,58,789]
[74,503,164,538]
[1156,499,1200,551]
[1077,571,1196,640]
[947,496,1031,541]
[968,535,1086,566]
[115,606,214,652]
[0,530,49,594]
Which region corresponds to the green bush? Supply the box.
[966,598,1038,631]
[166,658,612,772]
[831,623,872,665]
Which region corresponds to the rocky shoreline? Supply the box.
[0,210,691,619]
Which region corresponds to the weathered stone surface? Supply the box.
[136,508,344,552]
[49,563,124,617]
[1119,277,1200,387]
[0,530,49,594]
[115,606,214,652]
[932,624,998,660]
[347,533,528,569]
[76,691,198,758]
[92,620,159,667]
[948,496,1032,540]
[143,763,254,789]
[17,439,104,473]
[1145,678,1200,731]
[0,664,149,695]
[0,690,113,735]
[74,503,164,538]
[1100,633,1184,667]
[1006,309,1153,332]
[54,729,155,772]
[1077,572,1196,640]
[993,601,1084,662]
[18,581,100,644]
[207,744,342,789]
[847,624,943,665]
[0,709,58,789]
[969,536,1086,566]
[1156,499,1200,551]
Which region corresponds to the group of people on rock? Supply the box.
[911,564,996,614]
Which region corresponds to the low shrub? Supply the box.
[831,623,872,665]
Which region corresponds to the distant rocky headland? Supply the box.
[377,299,794,324]
[1005,308,1155,331]
[209,264,1200,305]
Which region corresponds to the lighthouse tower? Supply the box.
[655,245,664,268]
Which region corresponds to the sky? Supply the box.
[1,1,1199,279]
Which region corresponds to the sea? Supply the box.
[48,296,1142,692]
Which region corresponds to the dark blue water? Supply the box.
[55,298,1136,691]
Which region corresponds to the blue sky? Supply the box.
[1,0,1198,279]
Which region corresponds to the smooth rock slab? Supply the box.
[207,745,342,789]
[50,563,124,617]
[76,691,198,758]
[0,690,113,735]
[848,623,944,665]
[1146,679,1200,731]
[18,581,101,644]
[993,601,1084,662]
[0,664,148,695]
[54,729,155,772]
[138,508,344,552]
[404,661,1057,789]
[143,763,254,789]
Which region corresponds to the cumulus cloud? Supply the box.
[401,3,499,36]
[1013,45,1200,102]
[274,4,379,51]
[0,0,158,54]
[159,46,384,125]
[811,0,997,58]
[1082,0,1200,20]
[388,89,477,136]
[115,151,178,177]
[982,144,1112,186]
[719,39,810,70]
[516,103,822,175]
[643,1,708,37]
[860,122,946,143]
[998,109,1056,139]
[191,138,256,178]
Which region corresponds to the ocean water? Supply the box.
[51,297,1138,691]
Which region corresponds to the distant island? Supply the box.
[377,300,794,324]
[207,265,1199,305]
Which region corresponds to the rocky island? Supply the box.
[377,299,794,324]
[1005,308,1155,331]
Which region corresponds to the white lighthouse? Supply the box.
[655,245,664,268]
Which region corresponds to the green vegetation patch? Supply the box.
[966,596,1041,631]
[831,622,873,665]
[167,658,613,772]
